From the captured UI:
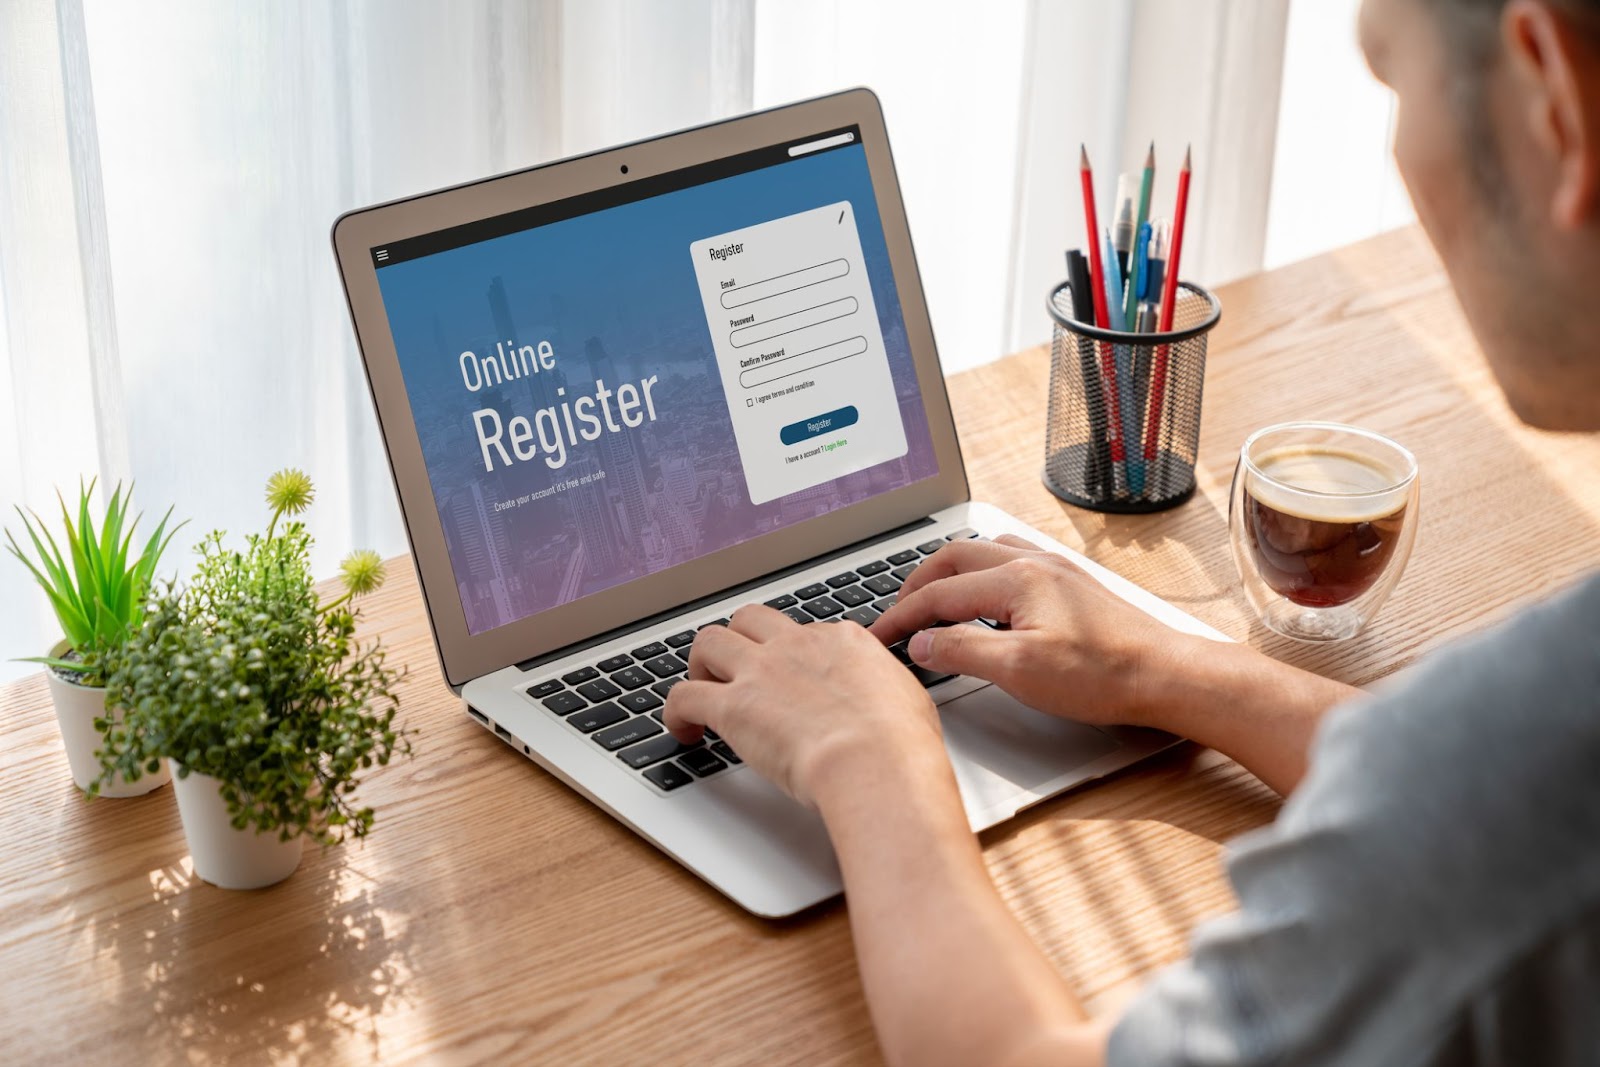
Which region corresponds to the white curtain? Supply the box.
[1,0,1288,681]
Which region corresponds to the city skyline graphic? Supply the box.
[377,144,939,635]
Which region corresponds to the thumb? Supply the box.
[908,623,1014,683]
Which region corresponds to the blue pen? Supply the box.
[1101,231,1144,494]
[1133,221,1152,327]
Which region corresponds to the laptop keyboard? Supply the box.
[516,527,982,793]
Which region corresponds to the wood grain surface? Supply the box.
[3,227,1595,1065]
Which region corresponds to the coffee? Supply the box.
[1242,446,1409,608]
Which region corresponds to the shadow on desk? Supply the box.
[62,814,414,1064]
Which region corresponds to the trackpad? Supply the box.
[939,684,1120,822]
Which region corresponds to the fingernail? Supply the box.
[908,630,933,663]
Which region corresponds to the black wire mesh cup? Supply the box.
[1044,281,1222,513]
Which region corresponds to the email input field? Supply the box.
[720,258,849,310]
[729,296,858,348]
[738,335,867,389]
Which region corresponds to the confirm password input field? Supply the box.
[739,335,867,389]
[729,296,858,349]
[720,258,850,310]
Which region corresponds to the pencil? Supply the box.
[1080,146,1127,493]
[1142,145,1192,467]
[1123,143,1154,330]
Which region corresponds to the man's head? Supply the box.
[1359,0,1600,429]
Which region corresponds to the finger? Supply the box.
[871,567,1025,645]
[686,623,754,682]
[992,533,1045,552]
[662,679,730,743]
[907,621,1019,683]
[895,538,1035,602]
[727,603,796,642]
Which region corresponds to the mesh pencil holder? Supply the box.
[1044,281,1221,513]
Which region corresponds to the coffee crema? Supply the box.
[1242,446,1410,608]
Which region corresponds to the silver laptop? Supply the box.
[332,89,1225,917]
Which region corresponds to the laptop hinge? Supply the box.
[514,515,937,674]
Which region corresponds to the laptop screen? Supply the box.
[371,126,940,636]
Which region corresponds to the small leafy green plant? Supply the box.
[97,470,409,843]
[5,481,180,685]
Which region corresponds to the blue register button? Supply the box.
[779,405,859,446]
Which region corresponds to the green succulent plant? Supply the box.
[96,470,410,844]
[5,480,181,685]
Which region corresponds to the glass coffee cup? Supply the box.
[1229,422,1419,641]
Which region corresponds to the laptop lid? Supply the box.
[333,89,968,689]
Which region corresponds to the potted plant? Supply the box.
[5,481,180,796]
[97,469,410,889]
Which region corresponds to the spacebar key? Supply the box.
[618,732,701,770]
[907,663,953,688]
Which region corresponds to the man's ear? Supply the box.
[1502,0,1600,226]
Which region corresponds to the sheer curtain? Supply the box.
[1,0,1291,681]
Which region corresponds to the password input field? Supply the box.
[720,258,849,310]
[739,335,867,389]
[729,296,858,348]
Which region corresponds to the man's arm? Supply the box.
[872,537,1359,795]
[662,611,1106,1067]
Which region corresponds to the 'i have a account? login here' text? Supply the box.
[690,201,908,506]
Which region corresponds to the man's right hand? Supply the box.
[872,533,1360,795]
[870,534,1200,730]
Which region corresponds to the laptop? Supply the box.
[332,88,1225,917]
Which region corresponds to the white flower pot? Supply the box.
[170,765,304,890]
[45,661,171,798]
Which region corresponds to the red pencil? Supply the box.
[1079,146,1126,472]
[1143,144,1192,464]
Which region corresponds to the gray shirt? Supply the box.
[1108,574,1600,1067]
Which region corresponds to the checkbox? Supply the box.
[746,398,754,407]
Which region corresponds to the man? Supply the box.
[663,0,1600,1063]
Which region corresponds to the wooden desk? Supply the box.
[4,227,1597,1065]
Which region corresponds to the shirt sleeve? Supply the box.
[1107,577,1600,1067]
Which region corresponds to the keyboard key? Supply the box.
[643,762,694,791]
[825,572,858,589]
[782,607,814,625]
[908,663,955,688]
[665,630,697,648]
[576,678,622,702]
[611,666,652,690]
[833,585,874,608]
[699,618,730,629]
[891,562,919,582]
[874,595,898,612]
[711,741,742,764]
[946,527,980,540]
[618,733,702,769]
[652,676,686,698]
[679,749,728,777]
[763,593,798,609]
[597,654,633,673]
[618,689,663,714]
[861,573,902,597]
[568,701,628,732]
[593,716,664,751]
[631,641,669,660]
[843,606,880,626]
[802,595,844,619]
[916,539,947,555]
[855,559,890,577]
[541,691,588,716]
[525,679,564,699]
[643,653,687,678]
[561,666,599,685]
[793,582,829,600]
[886,549,920,566]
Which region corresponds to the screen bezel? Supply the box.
[332,88,969,689]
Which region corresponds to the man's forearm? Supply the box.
[813,745,1105,1067]
[1133,638,1360,795]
